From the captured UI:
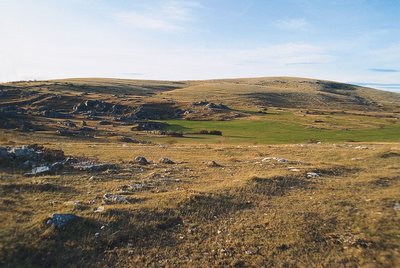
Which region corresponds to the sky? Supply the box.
[1,0,399,91]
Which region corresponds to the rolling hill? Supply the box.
[2,77,399,112]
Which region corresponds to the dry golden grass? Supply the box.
[1,131,399,267]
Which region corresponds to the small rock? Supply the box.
[261,157,288,163]
[306,172,320,178]
[134,156,149,165]
[159,157,174,164]
[94,206,105,213]
[64,201,82,210]
[25,165,52,176]
[355,146,368,150]
[47,213,78,228]
[277,158,288,163]
[103,193,129,204]
[207,160,221,167]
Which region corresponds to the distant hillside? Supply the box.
[1,77,399,112]
[160,77,400,111]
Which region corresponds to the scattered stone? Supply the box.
[73,100,127,115]
[289,167,300,172]
[261,157,289,163]
[58,120,77,128]
[46,213,78,228]
[74,162,116,172]
[64,201,83,210]
[94,206,105,213]
[26,165,52,176]
[134,156,149,165]
[103,193,129,204]
[129,183,149,191]
[306,172,320,178]
[394,203,400,211]
[191,101,210,106]
[355,146,368,150]
[207,160,221,167]
[205,103,229,110]
[131,121,167,131]
[159,157,175,164]
[99,120,111,125]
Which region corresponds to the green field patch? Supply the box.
[159,118,400,144]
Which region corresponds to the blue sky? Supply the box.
[1,0,399,91]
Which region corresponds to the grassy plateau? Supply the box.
[0,77,399,267]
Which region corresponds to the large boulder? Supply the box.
[46,213,78,228]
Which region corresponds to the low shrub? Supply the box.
[195,130,222,136]
[209,130,222,136]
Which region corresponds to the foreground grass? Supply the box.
[160,116,400,144]
[0,141,399,267]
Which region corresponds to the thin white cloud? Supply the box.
[113,1,200,32]
[276,18,308,31]
[162,1,202,21]
[232,43,333,66]
[115,12,181,31]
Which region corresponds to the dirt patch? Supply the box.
[370,176,400,188]
[380,151,400,158]
[249,175,313,196]
[179,192,253,221]
[0,183,73,194]
[310,166,359,177]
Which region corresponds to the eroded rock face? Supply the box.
[0,145,65,167]
[1,145,119,176]
[73,100,127,115]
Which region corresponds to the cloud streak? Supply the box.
[113,1,201,32]
[369,68,400,73]
[275,18,308,31]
